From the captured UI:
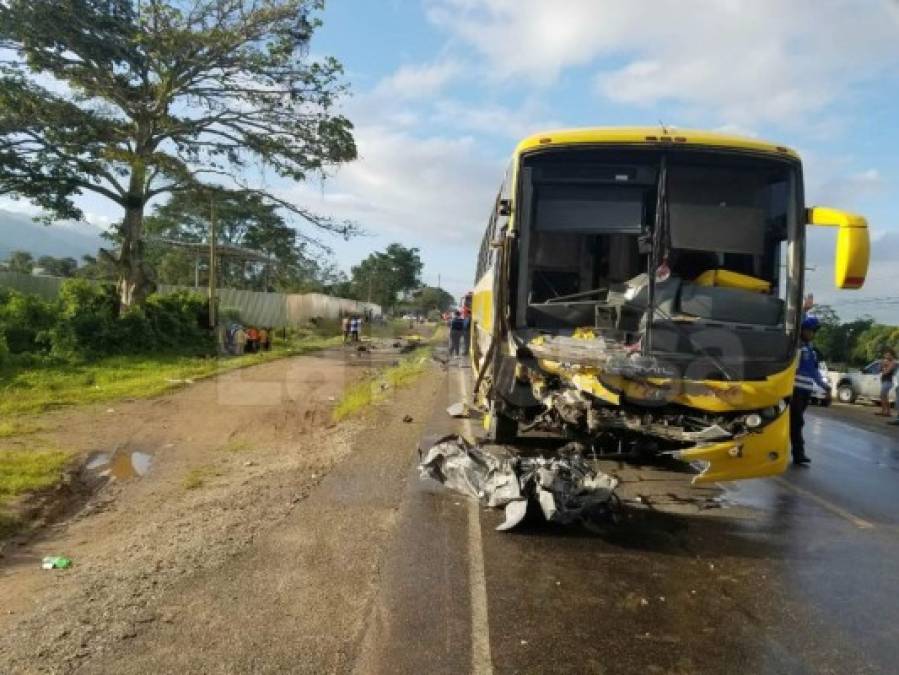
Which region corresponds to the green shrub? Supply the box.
[1,281,213,360]
[145,291,211,352]
[0,289,58,354]
[0,330,9,367]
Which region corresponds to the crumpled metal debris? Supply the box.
[419,435,618,531]
[446,401,470,418]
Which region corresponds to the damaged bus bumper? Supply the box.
[490,338,794,485]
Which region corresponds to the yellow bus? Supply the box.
[470,127,869,484]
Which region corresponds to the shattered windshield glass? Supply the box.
[516,148,799,369]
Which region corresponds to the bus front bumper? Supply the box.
[676,408,790,484]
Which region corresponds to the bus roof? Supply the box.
[515,126,799,160]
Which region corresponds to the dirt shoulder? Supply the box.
[0,343,441,673]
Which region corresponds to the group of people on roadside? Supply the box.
[341,315,364,343]
[447,301,472,358]
[226,324,272,355]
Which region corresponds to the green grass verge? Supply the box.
[332,346,433,423]
[0,447,72,507]
[0,333,342,417]
[0,446,72,538]
[0,420,43,439]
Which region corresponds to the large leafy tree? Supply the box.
[0,0,357,308]
[349,243,423,309]
[37,255,79,277]
[145,186,331,291]
[5,249,33,274]
[410,286,454,313]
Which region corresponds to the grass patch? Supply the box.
[218,439,253,454]
[0,332,342,417]
[0,420,43,439]
[332,346,433,423]
[366,319,419,340]
[183,465,221,490]
[0,447,72,506]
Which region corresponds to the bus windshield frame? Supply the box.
[511,145,804,376]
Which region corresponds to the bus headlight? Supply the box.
[744,413,763,429]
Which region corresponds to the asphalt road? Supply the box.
[360,362,899,675]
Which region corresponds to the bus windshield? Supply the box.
[515,147,800,369]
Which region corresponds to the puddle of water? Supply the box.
[85,448,154,479]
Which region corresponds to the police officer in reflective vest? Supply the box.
[791,316,828,465]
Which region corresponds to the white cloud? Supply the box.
[810,166,887,207]
[428,0,899,127]
[283,124,503,245]
[373,60,462,100]
[430,98,560,139]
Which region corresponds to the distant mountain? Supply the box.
[0,210,107,260]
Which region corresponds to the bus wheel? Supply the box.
[488,406,517,444]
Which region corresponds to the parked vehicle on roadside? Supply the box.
[831,360,897,405]
[811,361,832,406]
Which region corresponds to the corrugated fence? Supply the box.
[0,271,381,327]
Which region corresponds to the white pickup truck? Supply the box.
[829,360,897,405]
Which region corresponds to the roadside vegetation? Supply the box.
[182,465,223,491]
[809,303,899,368]
[332,344,435,422]
[0,281,348,416]
[0,420,42,439]
[0,446,72,536]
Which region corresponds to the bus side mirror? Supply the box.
[806,207,870,289]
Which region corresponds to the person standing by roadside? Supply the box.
[461,291,473,357]
[448,310,465,358]
[791,316,829,465]
[234,326,247,355]
[341,315,351,343]
[245,326,259,353]
[877,348,897,417]
[259,327,272,352]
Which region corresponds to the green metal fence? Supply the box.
[0,271,381,326]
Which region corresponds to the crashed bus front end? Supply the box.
[472,130,811,485]
[517,332,795,484]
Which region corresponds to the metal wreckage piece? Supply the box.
[419,434,618,531]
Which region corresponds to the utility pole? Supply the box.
[208,197,217,329]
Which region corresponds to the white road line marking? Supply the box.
[456,367,494,675]
[773,477,875,530]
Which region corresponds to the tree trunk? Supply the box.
[117,169,155,310]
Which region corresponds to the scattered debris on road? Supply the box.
[402,415,414,423]
[41,556,72,570]
[446,401,470,418]
[418,434,618,530]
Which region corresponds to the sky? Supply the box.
[3,0,899,322]
[301,0,899,322]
